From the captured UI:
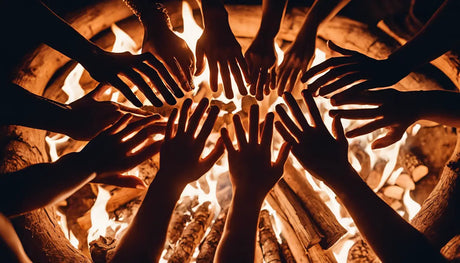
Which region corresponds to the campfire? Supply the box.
[5,1,458,262]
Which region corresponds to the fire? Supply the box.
[49,2,427,262]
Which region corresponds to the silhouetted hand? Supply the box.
[221,104,290,198]
[143,25,195,93]
[302,41,409,97]
[245,37,277,101]
[276,30,316,96]
[275,91,348,183]
[329,88,419,149]
[196,21,249,99]
[157,98,224,188]
[80,49,183,107]
[80,114,164,188]
[65,84,154,140]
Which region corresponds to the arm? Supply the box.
[112,98,224,262]
[276,0,351,95]
[215,105,290,262]
[276,91,446,263]
[0,213,31,263]
[195,0,249,99]
[0,115,162,216]
[245,0,287,100]
[123,0,194,92]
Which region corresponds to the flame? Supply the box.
[403,189,421,221]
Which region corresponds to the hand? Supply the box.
[157,98,224,188]
[81,49,183,107]
[65,84,154,140]
[79,114,163,188]
[329,88,419,149]
[221,104,290,198]
[302,41,409,97]
[276,30,316,96]
[142,26,195,93]
[195,21,249,99]
[275,91,348,184]
[245,36,277,101]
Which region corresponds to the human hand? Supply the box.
[221,104,291,199]
[275,91,349,184]
[142,25,195,93]
[79,114,164,188]
[245,36,277,101]
[195,20,249,99]
[302,41,409,97]
[65,84,154,141]
[157,98,224,188]
[80,49,183,107]
[329,88,419,149]
[276,30,316,96]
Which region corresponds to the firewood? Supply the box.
[307,244,336,263]
[440,235,460,261]
[367,159,387,189]
[196,209,228,263]
[398,148,429,182]
[350,142,371,180]
[168,201,215,263]
[382,185,404,200]
[279,236,296,263]
[89,236,116,263]
[395,173,415,190]
[258,210,282,263]
[283,161,346,249]
[347,239,379,263]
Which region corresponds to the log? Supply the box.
[349,141,371,181]
[307,244,336,263]
[440,235,460,261]
[89,236,116,263]
[283,160,347,249]
[395,173,415,190]
[258,210,282,263]
[279,235,296,263]
[367,159,387,190]
[398,147,429,182]
[168,201,215,263]
[347,239,379,263]
[196,209,228,263]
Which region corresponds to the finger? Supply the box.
[277,66,291,96]
[117,103,155,116]
[220,127,236,154]
[328,40,359,56]
[274,142,291,169]
[329,108,382,120]
[229,59,247,96]
[196,105,220,146]
[256,69,267,101]
[261,112,274,148]
[286,69,300,93]
[89,83,110,99]
[177,98,193,135]
[245,55,256,86]
[175,56,194,91]
[209,58,219,92]
[346,118,390,138]
[136,63,177,105]
[92,173,146,189]
[318,73,364,96]
[330,89,381,106]
[170,57,191,92]
[301,90,325,129]
[301,56,356,83]
[195,45,205,76]
[105,114,133,135]
[143,53,184,99]
[331,117,346,143]
[165,108,178,141]
[264,72,271,96]
[237,53,250,84]
[249,104,259,144]
[270,70,276,90]
[186,98,209,137]
[109,76,143,107]
[275,104,302,139]
[199,138,225,173]
[219,61,234,99]
[118,115,160,139]
[275,121,297,144]
[233,114,248,148]
[308,63,359,94]
[124,123,163,150]
[127,140,162,166]
[371,128,405,149]
[283,92,310,130]
[123,68,163,107]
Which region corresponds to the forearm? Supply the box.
[215,191,264,263]
[328,164,446,263]
[123,0,171,30]
[386,0,460,72]
[112,172,183,263]
[200,0,229,28]
[256,0,288,39]
[0,153,95,216]
[411,90,460,127]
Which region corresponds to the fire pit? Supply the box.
[3,1,459,262]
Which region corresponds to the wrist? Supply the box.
[233,187,266,205]
[57,152,97,178]
[152,170,188,196]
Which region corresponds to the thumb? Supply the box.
[93,173,146,189]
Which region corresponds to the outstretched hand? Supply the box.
[329,88,419,149]
[221,104,290,198]
[157,98,224,188]
[195,21,249,99]
[81,49,183,107]
[245,37,277,101]
[275,91,348,184]
[66,84,153,140]
[80,114,164,188]
[302,41,408,97]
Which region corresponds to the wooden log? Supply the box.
[89,236,116,263]
[279,235,296,263]
[196,209,228,263]
[395,173,415,190]
[258,210,282,263]
[347,239,379,263]
[367,159,387,190]
[440,235,460,261]
[398,148,429,182]
[349,142,371,181]
[283,161,346,249]
[307,244,336,263]
[168,201,215,263]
